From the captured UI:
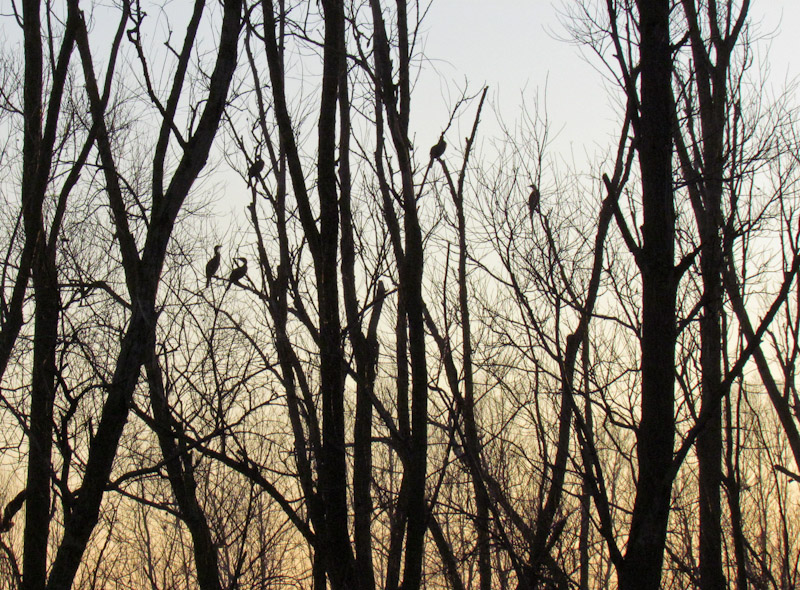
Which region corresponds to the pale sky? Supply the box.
[414,1,800,163]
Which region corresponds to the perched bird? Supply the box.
[0,489,27,533]
[429,136,447,161]
[528,183,540,221]
[227,257,248,290]
[248,156,265,187]
[205,245,221,288]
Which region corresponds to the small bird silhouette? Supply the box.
[248,156,264,187]
[528,183,540,221]
[227,257,248,291]
[429,136,446,160]
[205,245,221,287]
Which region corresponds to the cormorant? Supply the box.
[429,136,446,160]
[227,257,248,290]
[528,183,540,221]
[0,489,26,532]
[205,245,221,287]
[248,156,265,187]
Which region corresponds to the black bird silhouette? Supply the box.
[429,136,446,160]
[248,156,264,187]
[227,257,248,290]
[205,245,221,287]
[528,183,540,221]
[0,489,26,532]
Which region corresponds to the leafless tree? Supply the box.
[0,1,245,588]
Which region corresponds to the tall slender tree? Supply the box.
[43,2,243,587]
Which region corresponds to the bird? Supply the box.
[227,257,248,290]
[0,489,27,533]
[205,245,221,288]
[429,136,446,161]
[248,156,264,187]
[528,183,540,221]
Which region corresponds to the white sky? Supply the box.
[413,0,800,164]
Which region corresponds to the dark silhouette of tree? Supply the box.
[672,2,750,586]
[3,1,800,588]
[41,2,244,589]
[18,3,84,589]
[617,1,679,584]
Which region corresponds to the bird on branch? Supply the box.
[205,245,221,288]
[248,156,264,187]
[429,136,447,161]
[528,183,540,222]
[0,489,26,533]
[227,257,248,291]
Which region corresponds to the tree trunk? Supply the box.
[21,4,78,589]
[368,2,429,588]
[315,2,355,588]
[619,1,676,588]
[677,4,751,586]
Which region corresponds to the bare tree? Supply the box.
[672,2,751,586]
[39,2,243,588]
[17,4,82,589]
[5,2,800,589]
